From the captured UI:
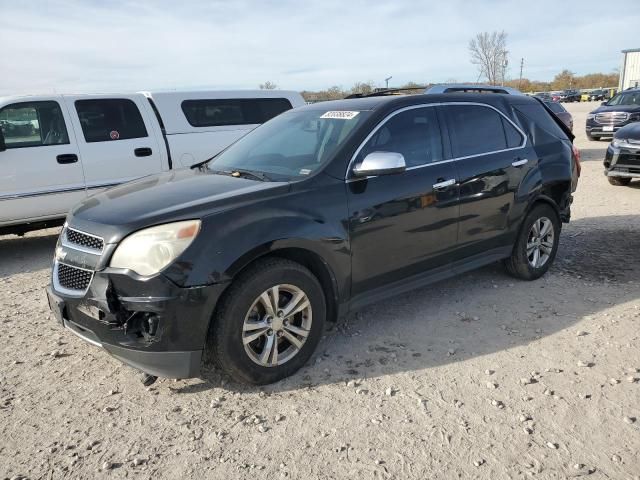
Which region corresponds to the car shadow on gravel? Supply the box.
[190,214,640,394]
[0,231,59,279]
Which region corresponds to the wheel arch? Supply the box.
[222,242,342,324]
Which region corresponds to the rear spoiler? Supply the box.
[532,97,575,142]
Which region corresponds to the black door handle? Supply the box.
[134,147,152,157]
[57,154,78,164]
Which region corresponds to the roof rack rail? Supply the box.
[345,85,430,99]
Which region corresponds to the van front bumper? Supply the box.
[47,270,227,379]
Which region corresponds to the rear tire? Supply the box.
[504,204,561,281]
[608,176,632,186]
[205,258,326,385]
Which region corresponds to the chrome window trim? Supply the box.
[52,261,94,298]
[345,101,527,181]
[61,227,105,255]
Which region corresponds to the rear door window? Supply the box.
[0,101,69,148]
[75,99,148,143]
[444,104,520,157]
[181,98,293,127]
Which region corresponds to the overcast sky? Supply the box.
[1,0,638,95]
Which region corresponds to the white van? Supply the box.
[0,90,304,235]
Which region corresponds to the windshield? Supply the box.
[606,91,640,106]
[208,108,369,180]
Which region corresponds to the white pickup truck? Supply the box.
[0,90,304,235]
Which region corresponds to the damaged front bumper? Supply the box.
[47,228,226,378]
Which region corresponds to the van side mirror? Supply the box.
[0,127,6,152]
[353,151,406,177]
[601,101,607,106]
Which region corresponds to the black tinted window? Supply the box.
[181,98,293,127]
[0,101,69,148]
[75,99,148,143]
[445,105,510,157]
[502,117,524,148]
[357,107,443,168]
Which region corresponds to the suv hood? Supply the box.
[69,168,289,243]
[591,104,640,114]
[615,122,640,140]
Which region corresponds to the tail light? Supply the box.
[571,144,581,177]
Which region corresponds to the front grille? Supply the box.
[65,228,104,252]
[595,112,629,125]
[57,263,93,292]
[618,153,640,167]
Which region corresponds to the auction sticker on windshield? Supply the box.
[320,111,359,120]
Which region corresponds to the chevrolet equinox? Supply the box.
[47,93,580,385]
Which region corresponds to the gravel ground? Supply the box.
[1,101,639,480]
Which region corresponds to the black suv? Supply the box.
[586,88,640,140]
[47,93,579,385]
[604,121,640,185]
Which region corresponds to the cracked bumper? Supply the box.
[47,270,227,378]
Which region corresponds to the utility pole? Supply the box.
[518,58,524,90]
[501,50,509,86]
[385,76,392,89]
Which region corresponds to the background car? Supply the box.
[558,89,581,103]
[603,122,640,186]
[586,89,607,102]
[586,87,640,140]
[545,101,573,131]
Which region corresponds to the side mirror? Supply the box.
[0,127,6,152]
[601,101,607,106]
[353,151,406,177]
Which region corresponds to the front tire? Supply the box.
[608,176,632,186]
[206,258,326,385]
[504,204,560,280]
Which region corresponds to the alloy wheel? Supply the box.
[242,284,313,367]
[526,217,555,269]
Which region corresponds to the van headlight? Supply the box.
[110,220,201,276]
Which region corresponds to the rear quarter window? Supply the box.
[181,98,293,127]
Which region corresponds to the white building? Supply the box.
[620,48,640,90]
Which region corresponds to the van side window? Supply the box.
[356,107,443,168]
[75,99,148,143]
[0,101,69,148]
[444,105,517,157]
[181,98,293,127]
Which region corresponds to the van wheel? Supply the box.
[206,258,325,385]
[504,204,560,280]
[608,176,631,186]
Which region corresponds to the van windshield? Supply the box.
[209,108,369,180]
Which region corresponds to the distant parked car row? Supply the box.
[531,89,617,103]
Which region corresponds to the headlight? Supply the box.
[586,114,595,120]
[611,138,629,148]
[110,220,201,276]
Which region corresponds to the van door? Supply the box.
[65,96,163,194]
[0,99,85,225]
[441,103,531,259]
